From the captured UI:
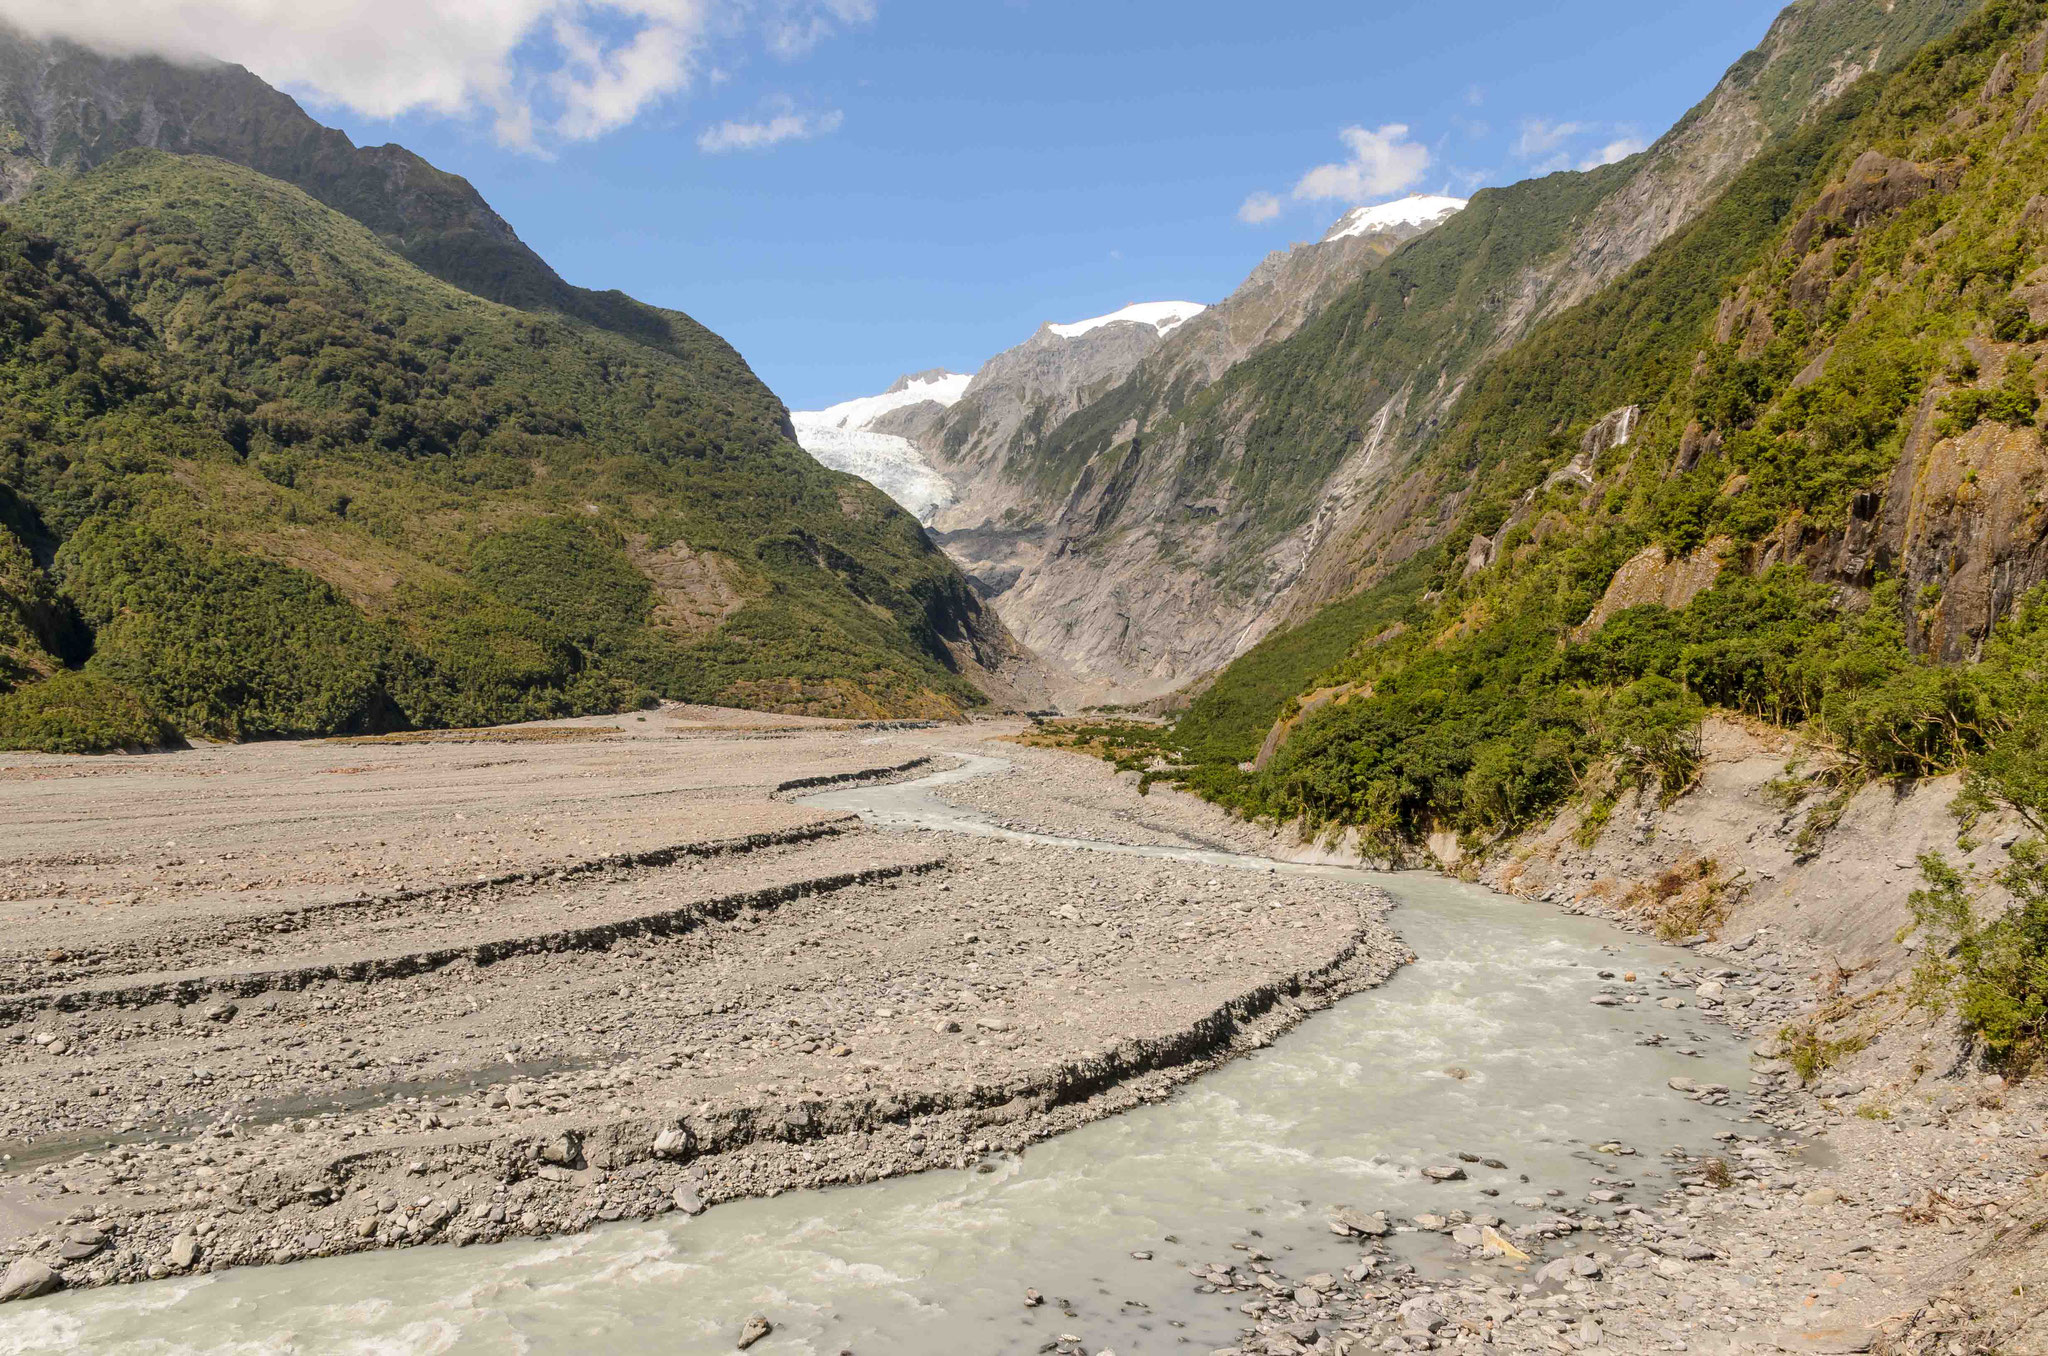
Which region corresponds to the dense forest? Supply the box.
[0,143,998,751]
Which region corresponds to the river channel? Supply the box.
[0,755,1762,1354]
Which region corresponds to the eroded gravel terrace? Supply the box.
[0,712,1401,1298]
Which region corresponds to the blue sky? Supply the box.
[44,0,1794,409]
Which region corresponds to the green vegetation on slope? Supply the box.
[1912,610,2048,1067]
[0,25,739,367]
[1172,556,1431,768]
[1016,0,1977,602]
[0,150,991,749]
[1148,1,2048,864]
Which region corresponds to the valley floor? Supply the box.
[931,740,2048,1355]
[0,710,1400,1305]
[0,713,2038,1355]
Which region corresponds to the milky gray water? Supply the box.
[0,755,1759,1354]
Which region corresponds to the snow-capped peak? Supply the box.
[1322,194,1468,243]
[795,370,974,434]
[1046,300,1207,340]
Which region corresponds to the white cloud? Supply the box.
[1291,123,1431,203]
[1512,117,1588,162]
[1514,118,1646,173]
[697,100,843,152]
[1237,191,1282,224]
[1579,136,1646,170]
[767,0,876,57]
[3,0,874,150]
[1237,122,1431,225]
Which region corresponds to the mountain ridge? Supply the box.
[0,36,1023,748]
[1155,0,2048,829]
[931,0,1979,700]
[0,24,762,383]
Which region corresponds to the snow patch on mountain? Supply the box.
[792,371,972,522]
[800,370,973,435]
[1046,301,1207,340]
[1322,194,1468,243]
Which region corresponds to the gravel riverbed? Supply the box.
[932,735,2046,1355]
[0,716,2039,1355]
[0,713,1402,1306]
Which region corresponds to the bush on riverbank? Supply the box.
[0,669,168,753]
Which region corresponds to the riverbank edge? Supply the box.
[1000,735,2045,1353]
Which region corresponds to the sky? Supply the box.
[17,0,1794,409]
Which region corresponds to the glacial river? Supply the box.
[0,755,1759,1354]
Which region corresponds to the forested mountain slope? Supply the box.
[973,0,1975,698]
[1141,0,2048,865]
[0,40,1013,750]
[0,26,740,367]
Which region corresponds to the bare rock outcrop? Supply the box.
[1574,539,1730,641]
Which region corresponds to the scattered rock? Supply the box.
[1328,1209,1389,1238]
[0,1259,61,1303]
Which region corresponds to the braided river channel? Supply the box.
[1,755,1762,1354]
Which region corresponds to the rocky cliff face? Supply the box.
[944,0,1975,702]
[928,316,1183,532]
[923,219,1440,696]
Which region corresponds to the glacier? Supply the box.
[792,372,974,523]
[1046,300,1206,339]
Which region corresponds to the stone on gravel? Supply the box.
[0,1259,61,1303]
[1480,1225,1529,1261]
[538,1132,581,1167]
[1328,1208,1389,1237]
[1397,1297,1444,1334]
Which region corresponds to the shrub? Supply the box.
[1779,1023,1868,1085]
[0,670,168,752]
[1910,844,2048,1066]
[60,519,395,740]
[1602,675,1706,798]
